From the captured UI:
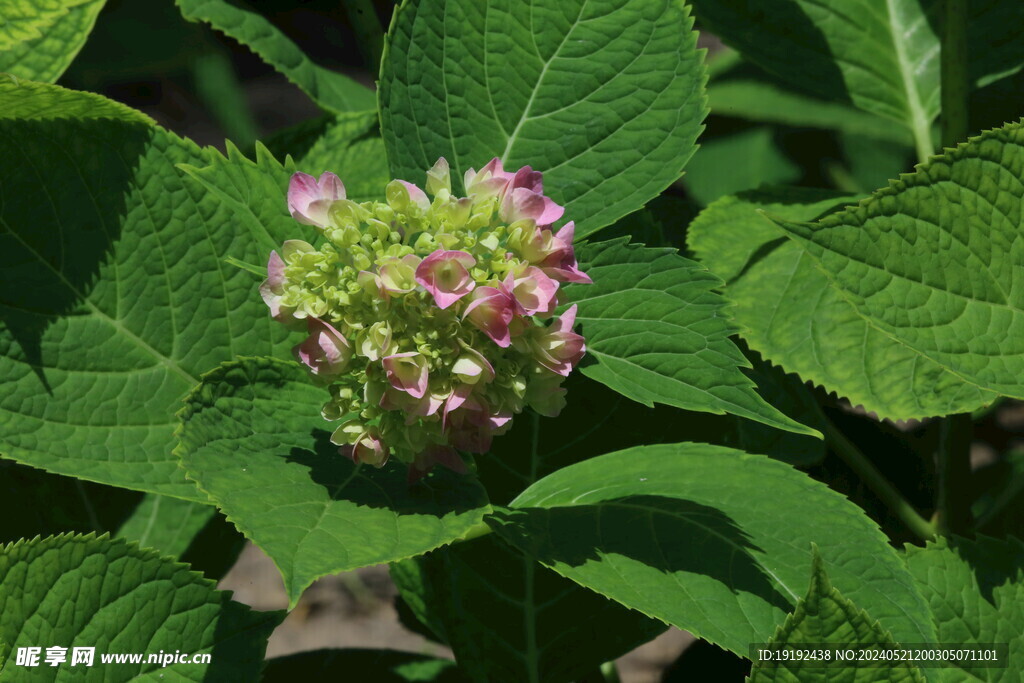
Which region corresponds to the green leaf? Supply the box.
[749,551,926,682]
[174,0,375,113]
[114,494,244,577]
[691,1,1023,156]
[730,355,827,467]
[297,110,391,203]
[393,533,664,683]
[379,0,707,238]
[903,536,1024,683]
[771,122,1024,416]
[0,81,304,500]
[0,461,245,581]
[0,533,281,681]
[489,443,935,657]
[570,238,819,435]
[0,0,72,49]
[838,131,914,194]
[263,649,467,682]
[0,78,153,122]
[0,0,105,83]
[178,141,298,255]
[707,80,913,145]
[688,187,998,420]
[175,357,491,608]
[682,127,800,206]
[477,372,733,506]
[689,0,940,151]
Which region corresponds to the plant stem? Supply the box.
[344,0,385,75]
[911,121,935,167]
[815,408,936,541]
[935,413,974,536]
[940,0,969,148]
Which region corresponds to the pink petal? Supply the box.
[398,180,431,212]
[463,287,515,347]
[382,352,429,399]
[292,318,351,377]
[501,266,559,316]
[288,172,345,227]
[415,250,477,309]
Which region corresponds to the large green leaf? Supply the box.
[690,0,940,151]
[175,358,491,608]
[396,377,672,682]
[0,533,281,681]
[693,1,1024,148]
[379,0,707,238]
[903,537,1024,683]
[174,0,375,113]
[0,0,105,83]
[749,551,925,682]
[0,81,308,500]
[570,238,819,435]
[707,80,913,145]
[688,187,998,420]
[771,122,1024,415]
[393,534,663,683]
[489,444,935,657]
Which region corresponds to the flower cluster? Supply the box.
[261,158,590,479]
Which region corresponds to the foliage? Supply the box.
[0,0,1021,680]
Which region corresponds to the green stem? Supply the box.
[935,413,974,536]
[910,118,935,167]
[815,408,936,541]
[940,0,969,148]
[344,0,385,74]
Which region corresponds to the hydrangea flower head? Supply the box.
[262,158,591,479]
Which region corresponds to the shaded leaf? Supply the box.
[0,461,244,581]
[490,443,935,656]
[393,534,663,683]
[0,82,310,499]
[682,126,800,206]
[903,536,1024,683]
[297,110,391,203]
[708,79,912,145]
[379,0,707,238]
[175,358,491,607]
[692,0,1023,150]
[174,0,375,113]
[0,83,318,499]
